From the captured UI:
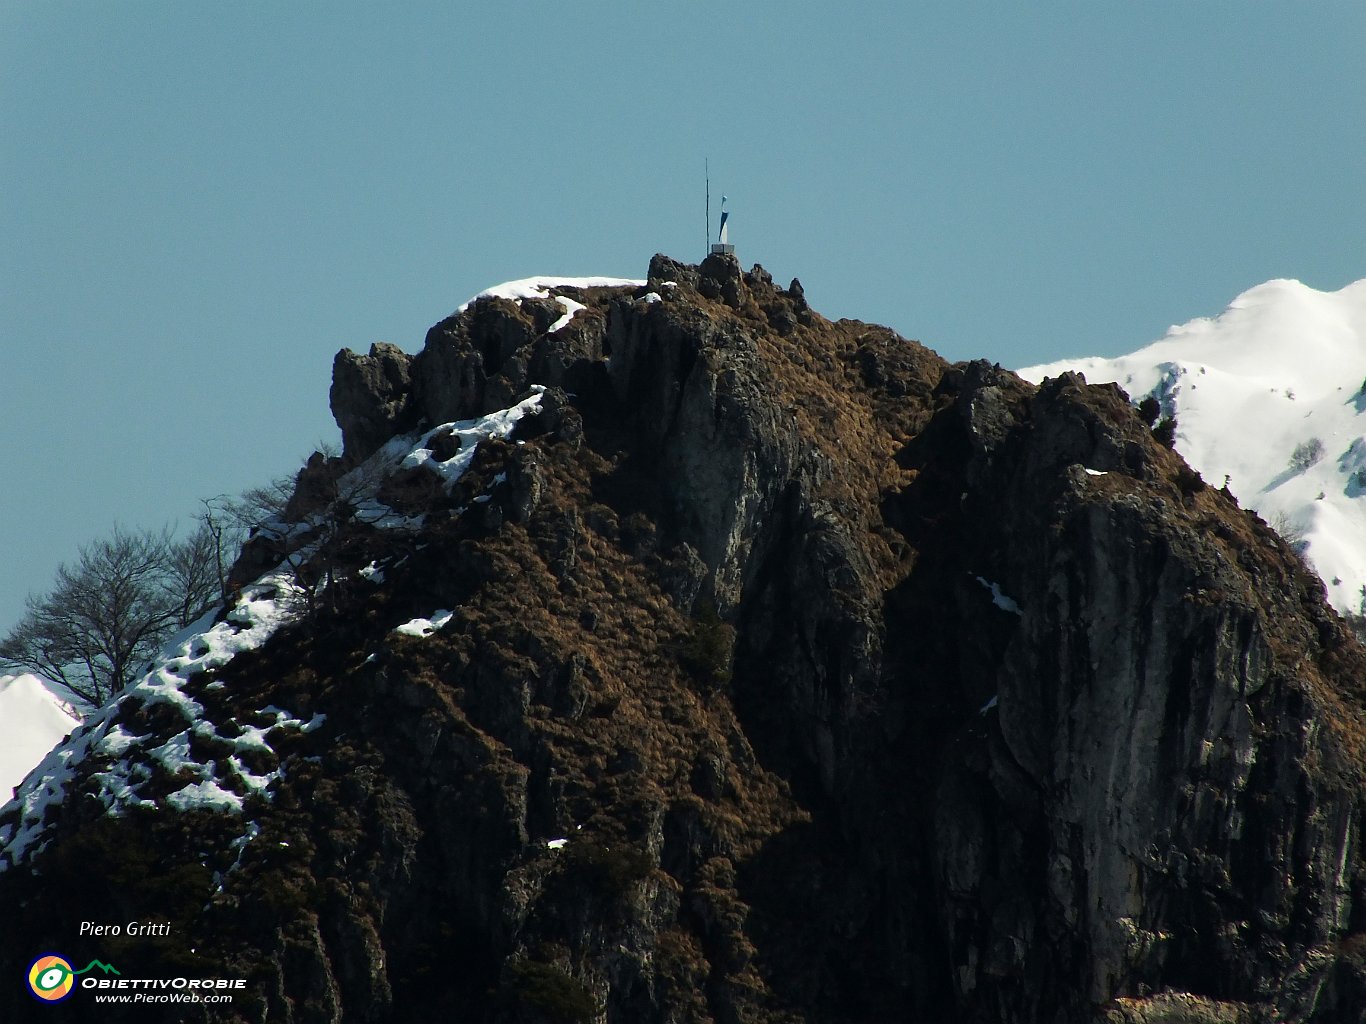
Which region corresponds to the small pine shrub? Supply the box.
[562,841,653,899]
[505,961,599,1024]
[1152,416,1178,449]
[1289,438,1326,473]
[680,601,735,687]
[1136,396,1161,427]
[1174,465,1205,497]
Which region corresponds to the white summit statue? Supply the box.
[711,195,734,256]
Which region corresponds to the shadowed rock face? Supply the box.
[4,255,1366,1024]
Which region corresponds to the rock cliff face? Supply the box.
[4,255,1366,1023]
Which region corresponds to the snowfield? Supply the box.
[1020,278,1366,615]
[0,674,79,800]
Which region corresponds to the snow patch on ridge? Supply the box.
[396,390,544,487]
[0,565,314,873]
[394,610,454,638]
[549,296,586,333]
[1,387,549,874]
[452,276,644,340]
[339,388,546,533]
[455,276,644,316]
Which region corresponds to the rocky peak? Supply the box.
[4,255,1366,1024]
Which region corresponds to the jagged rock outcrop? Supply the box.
[330,342,415,459]
[4,254,1366,1024]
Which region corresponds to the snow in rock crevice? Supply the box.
[974,575,1023,616]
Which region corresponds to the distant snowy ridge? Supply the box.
[1020,277,1366,615]
[0,674,79,801]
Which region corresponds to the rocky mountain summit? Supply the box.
[4,254,1366,1023]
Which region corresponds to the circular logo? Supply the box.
[28,955,75,1002]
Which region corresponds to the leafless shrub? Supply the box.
[1269,511,1309,557]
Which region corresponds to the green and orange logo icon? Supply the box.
[27,955,121,1003]
[27,955,75,1002]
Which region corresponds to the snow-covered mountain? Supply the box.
[0,674,79,800]
[1020,278,1366,616]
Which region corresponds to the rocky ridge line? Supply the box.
[2,254,1365,1023]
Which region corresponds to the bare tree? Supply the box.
[1269,511,1310,558]
[163,523,224,628]
[198,475,295,603]
[0,527,195,706]
[273,454,387,616]
[0,452,335,707]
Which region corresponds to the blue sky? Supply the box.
[2,2,1364,634]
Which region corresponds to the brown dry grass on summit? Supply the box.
[756,317,945,494]
[406,434,807,853]
[688,273,952,590]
